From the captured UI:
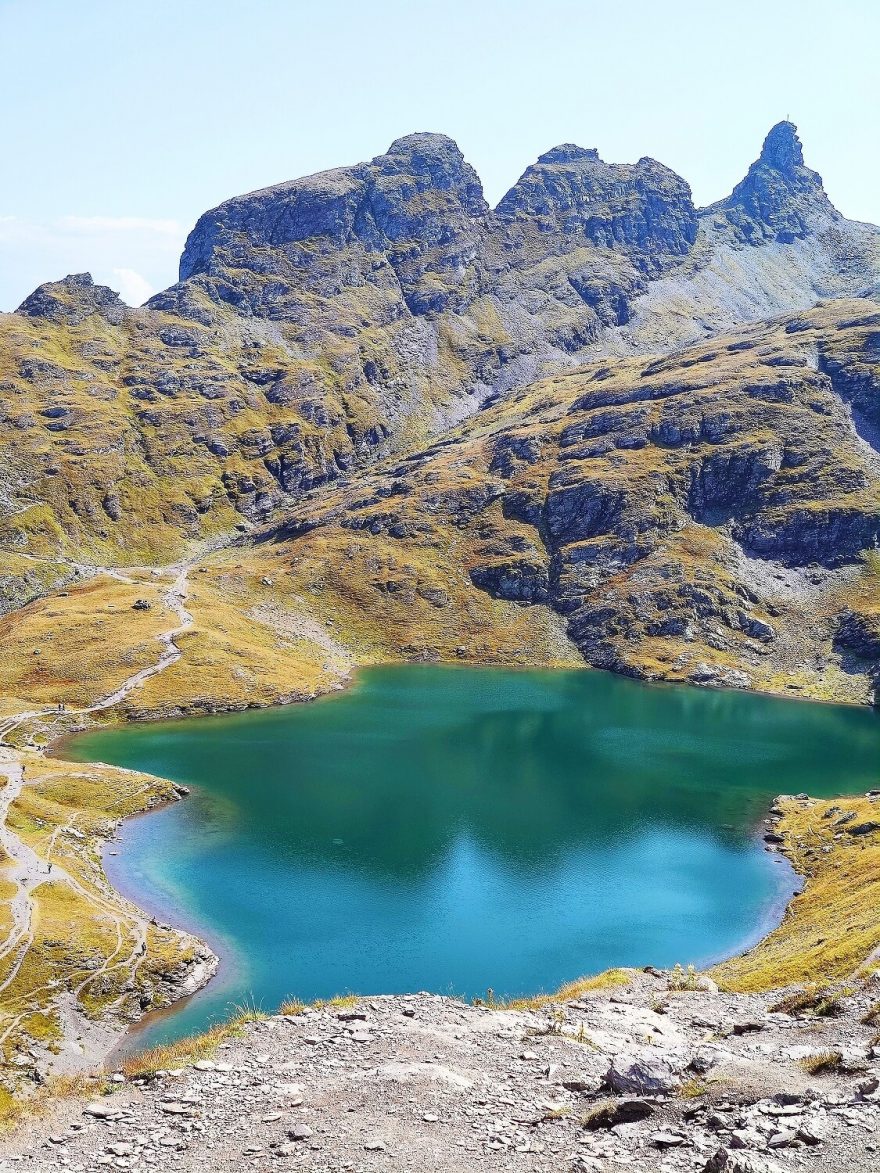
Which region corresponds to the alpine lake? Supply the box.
[64,665,880,1052]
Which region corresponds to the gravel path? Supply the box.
[0,753,44,989]
[6,973,880,1172]
[0,565,210,1072]
[0,565,193,749]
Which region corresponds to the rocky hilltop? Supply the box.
[1,122,878,612]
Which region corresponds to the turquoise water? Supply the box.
[65,666,880,1051]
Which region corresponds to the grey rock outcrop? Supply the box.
[710,121,838,245]
[17,273,127,326]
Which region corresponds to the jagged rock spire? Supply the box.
[708,121,838,244]
[758,120,805,173]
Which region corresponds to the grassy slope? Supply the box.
[235,298,880,705]
[0,300,879,1117]
[0,753,202,1111]
[714,795,880,992]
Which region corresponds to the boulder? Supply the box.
[703,1147,786,1173]
[605,1048,687,1095]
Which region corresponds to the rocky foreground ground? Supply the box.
[5,970,880,1173]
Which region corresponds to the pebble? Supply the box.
[651,1131,686,1148]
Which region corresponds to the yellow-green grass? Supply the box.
[799,1050,845,1075]
[212,523,580,669]
[0,573,176,710]
[309,993,359,1012]
[0,1074,102,1134]
[124,571,340,715]
[123,992,366,1079]
[0,752,200,1076]
[119,1021,241,1079]
[503,968,632,1010]
[120,1003,267,1079]
[713,796,880,992]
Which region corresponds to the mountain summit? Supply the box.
[711,120,838,243]
[152,121,878,408]
[760,119,807,171]
[2,121,878,589]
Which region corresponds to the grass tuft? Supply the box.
[770,986,845,1017]
[678,1076,712,1098]
[799,1050,844,1075]
[580,1100,618,1130]
[279,997,307,1016]
[310,994,359,1012]
[504,969,631,1010]
[0,1074,100,1133]
[120,1022,237,1079]
[228,995,268,1024]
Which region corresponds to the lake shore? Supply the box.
[5,969,880,1172]
[55,665,880,1056]
[0,633,877,1134]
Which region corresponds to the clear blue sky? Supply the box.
[1,0,877,309]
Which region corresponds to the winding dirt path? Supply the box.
[0,754,43,970]
[0,566,194,1027]
[0,565,192,747]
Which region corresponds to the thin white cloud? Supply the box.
[112,268,155,307]
[0,216,44,244]
[0,212,187,310]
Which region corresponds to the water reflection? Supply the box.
[66,665,880,1048]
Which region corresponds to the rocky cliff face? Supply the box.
[494,145,698,271]
[162,120,879,371]
[0,124,879,700]
[175,132,488,317]
[259,300,880,703]
[710,121,839,245]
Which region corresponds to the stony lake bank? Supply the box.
[0,749,878,1173]
[5,968,880,1173]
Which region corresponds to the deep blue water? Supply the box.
[65,665,880,1050]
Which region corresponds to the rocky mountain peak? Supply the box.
[537,144,602,165]
[169,131,490,319]
[708,120,837,244]
[16,272,126,325]
[759,119,805,173]
[148,120,878,424]
[494,146,697,275]
[383,131,469,167]
[373,131,487,218]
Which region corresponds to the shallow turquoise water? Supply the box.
[65,666,880,1051]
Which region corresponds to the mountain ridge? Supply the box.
[0,123,878,706]
[2,123,880,1128]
